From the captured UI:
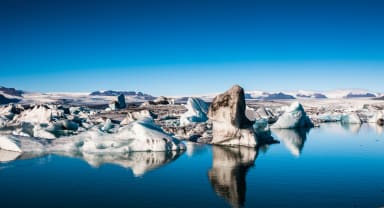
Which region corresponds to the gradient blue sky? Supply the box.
[1,0,384,95]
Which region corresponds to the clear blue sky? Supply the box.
[1,0,384,95]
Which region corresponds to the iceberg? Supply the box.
[120,110,157,125]
[33,125,56,139]
[0,118,185,156]
[208,85,257,147]
[56,118,185,153]
[3,104,96,139]
[153,96,170,105]
[367,111,384,124]
[100,118,114,132]
[0,104,17,120]
[245,106,277,123]
[106,94,127,110]
[117,94,126,109]
[315,113,342,123]
[271,102,314,129]
[180,97,209,126]
[12,105,53,125]
[341,113,362,124]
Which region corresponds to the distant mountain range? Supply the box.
[245,89,382,100]
[90,90,155,100]
[296,93,327,99]
[0,86,23,97]
[244,92,296,100]
[0,86,383,106]
[242,89,382,100]
[374,96,384,100]
[0,86,23,104]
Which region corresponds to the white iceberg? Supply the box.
[271,102,314,129]
[341,113,362,124]
[33,125,56,139]
[180,97,209,126]
[7,104,97,139]
[1,118,185,155]
[256,107,276,121]
[120,110,157,125]
[12,105,53,125]
[0,104,16,120]
[367,111,384,123]
[52,118,185,153]
[245,106,276,122]
[315,113,342,123]
[100,118,114,132]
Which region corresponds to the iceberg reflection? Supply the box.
[62,151,184,176]
[208,146,257,207]
[272,128,310,157]
[0,149,21,162]
[341,123,362,134]
[368,122,383,135]
[0,147,185,177]
[185,141,209,157]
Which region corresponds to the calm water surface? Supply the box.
[1,123,384,208]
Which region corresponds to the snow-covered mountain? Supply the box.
[245,91,295,100]
[0,85,382,106]
[322,89,380,99]
[90,90,155,100]
[276,89,380,99]
[286,90,328,99]
[375,96,384,100]
[199,89,381,101]
[0,86,23,97]
[0,86,23,104]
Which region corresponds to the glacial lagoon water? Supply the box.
[1,123,384,208]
